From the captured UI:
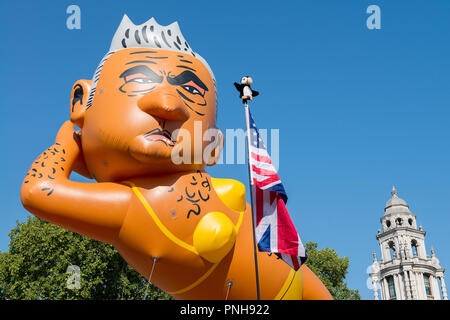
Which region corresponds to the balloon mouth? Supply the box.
[143,128,175,147]
[128,131,176,163]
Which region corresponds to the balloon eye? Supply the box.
[181,81,205,97]
[124,73,152,83]
[183,85,199,95]
[133,78,151,83]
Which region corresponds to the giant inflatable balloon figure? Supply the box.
[20,15,332,300]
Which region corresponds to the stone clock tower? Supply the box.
[369,187,447,300]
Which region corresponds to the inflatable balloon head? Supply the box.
[21,15,332,300]
[71,15,222,182]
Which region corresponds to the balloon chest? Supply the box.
[115,177,244,282]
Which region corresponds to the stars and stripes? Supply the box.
[247,108,307,271]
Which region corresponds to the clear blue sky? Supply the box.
[2,0,450,300]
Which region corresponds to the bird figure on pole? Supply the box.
[234,76,259,104]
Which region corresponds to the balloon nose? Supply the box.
[137,90,190,122]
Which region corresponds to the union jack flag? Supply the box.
[247,108,307,271]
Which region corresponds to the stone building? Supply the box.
[369,187,447,300]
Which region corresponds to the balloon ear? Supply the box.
[70,80,92,128]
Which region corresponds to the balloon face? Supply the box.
[80,49,217,182]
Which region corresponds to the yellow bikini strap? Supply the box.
[123,181,199,255]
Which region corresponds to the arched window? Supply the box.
[388,241,396,260]
[386,220,391,228]
[408,218,413,226]
[395,218,403,226]
[411,239,418,257]
[424,274,433,297]
[387,276,396,299]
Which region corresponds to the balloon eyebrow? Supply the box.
[167,70,208,91]
[120,65,163,82]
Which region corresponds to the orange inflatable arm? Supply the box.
[20,121,132,243]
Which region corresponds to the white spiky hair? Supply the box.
[86,15,215,109]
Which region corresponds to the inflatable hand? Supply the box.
[53,121,91,179]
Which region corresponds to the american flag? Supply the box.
[247,108,307,271]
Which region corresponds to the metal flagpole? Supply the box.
[243,102,261,300]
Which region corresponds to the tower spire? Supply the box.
[391,186,397,197]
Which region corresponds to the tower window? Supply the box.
[395,218,403,226]
[386,220,391,228]
[388,241,396,260]
[424,274,432,297]
[411,239,418,257]
[387,276,396,299]
[408,218,413,226]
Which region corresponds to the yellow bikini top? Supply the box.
[124,178,246,262]
[123,177,245,295]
